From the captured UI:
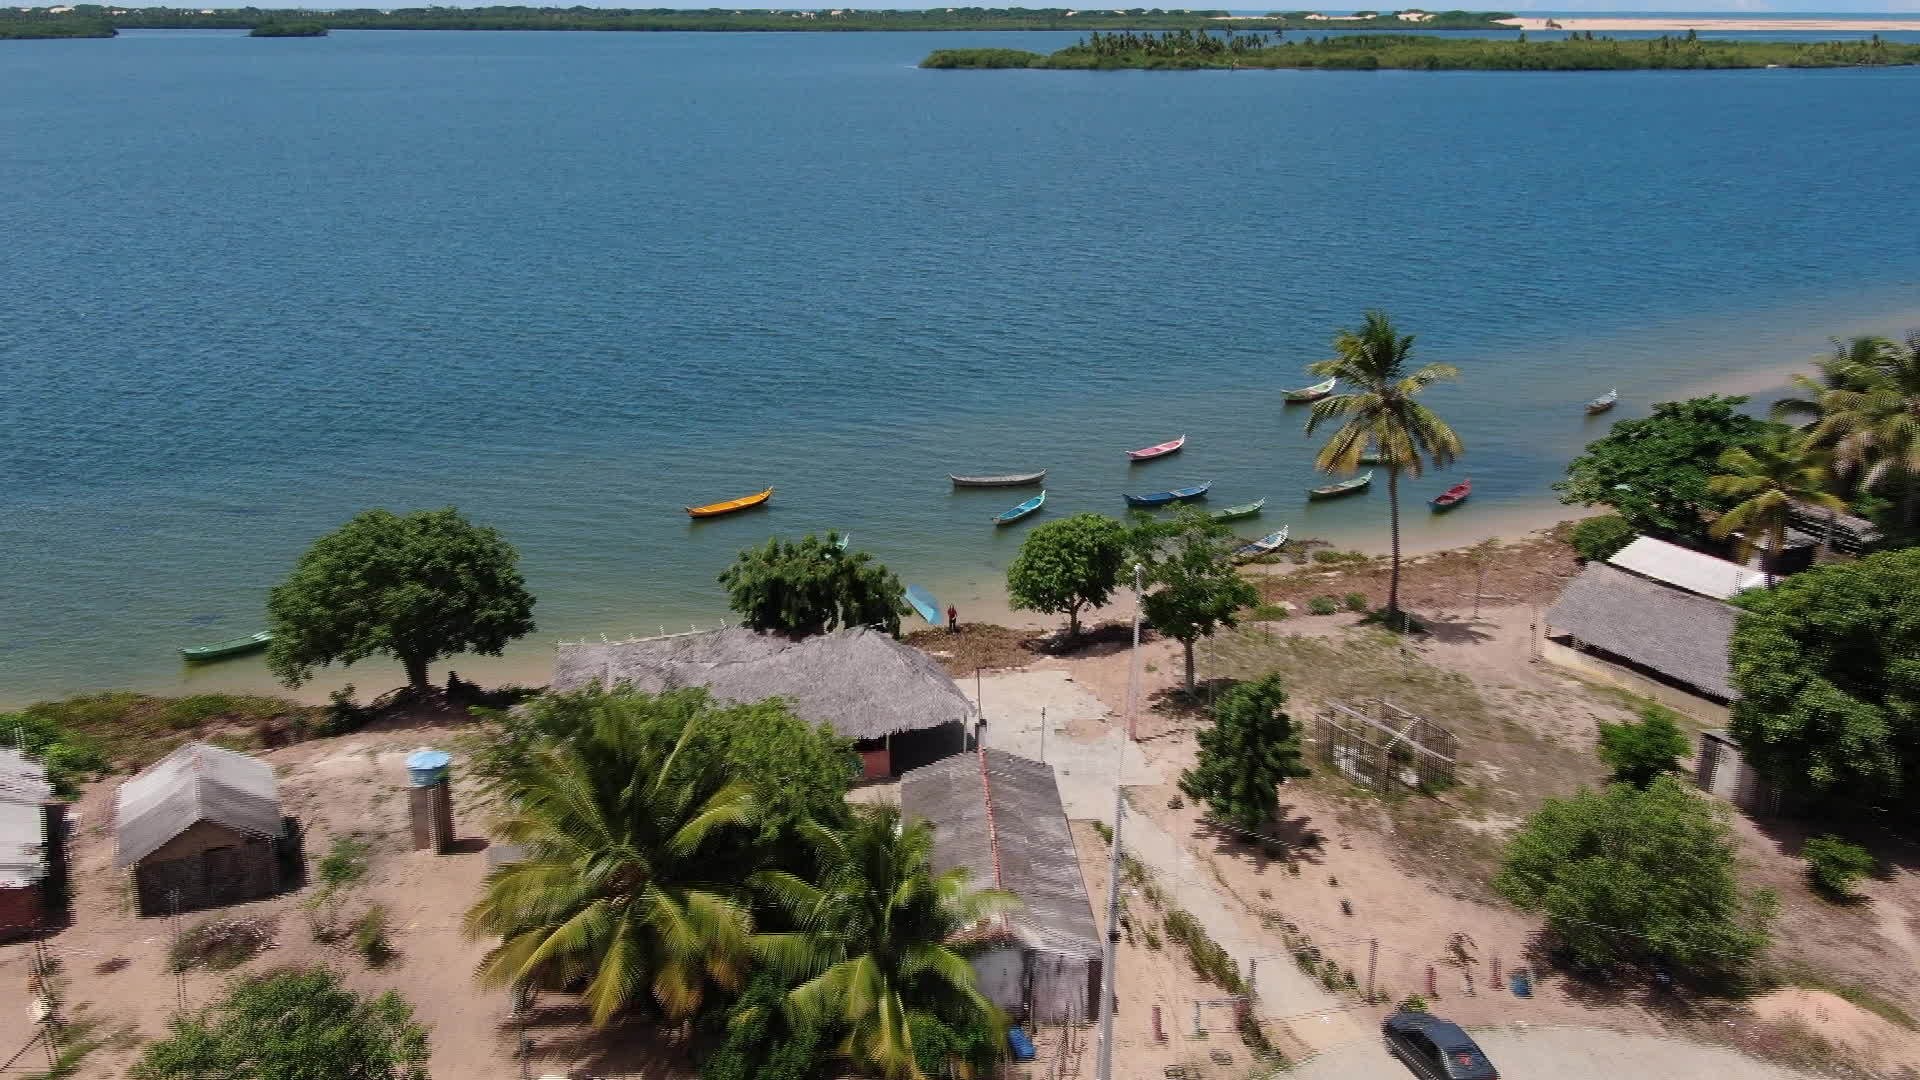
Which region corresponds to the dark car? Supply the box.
[1381,1011,1500,1080]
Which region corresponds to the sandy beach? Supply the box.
[1501,16,1920,32]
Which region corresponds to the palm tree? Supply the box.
[465,712,757,1026]
[752,805,1013,1080]
[1772,335,1885,426]
[1707,430,1846,585]
[1304,311,1463,628]
[1804,331,1920,528]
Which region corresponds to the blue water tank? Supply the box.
[1007,1026,1036,1062]
[406,748,451,788]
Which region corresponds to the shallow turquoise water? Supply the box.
[3,29,1919,702]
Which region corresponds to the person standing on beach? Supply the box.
[947,604,959,633]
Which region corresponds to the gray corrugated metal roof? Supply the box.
[0,750,52,805]
[1546,562,1739,701]
[900,749,1101,960]
[0,800,46,889]
[115,743,282,868]
[1607,537,1764,600]
[551,627,973,741]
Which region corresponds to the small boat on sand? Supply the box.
[1308,471,1373,500]
[686,487,773,518]
[1212,498,1266,522]
[1235,526,1289,561]
[1125,481,1212,508]
[905,585,942,626]
[1285,376,1337,403]
[1126,435,1186,461]
[181,630,272,662]
[834,533,850,551]
[1585,388,1618,415]
[950,469,1046,488]
[1430,478,1472,510]
[995,490,1047,526]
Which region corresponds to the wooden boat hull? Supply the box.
[686,487,773,518]
[1585,389,1618,414]
[1285,376,1337,403]
[905,585,941,625]
[1212,498,1266,522]
[951,470,1046,487]
[1308,471,1373,500]
[1126,435,1186,461]
[181,630,272,662]
[1235,526,1289,560]
[995,491,1047,526]
[1124,481,1212,507]
[1430,480,1472,510]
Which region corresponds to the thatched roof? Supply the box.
[115,743,282,868]
[900,750,1101,960]
[552,627,973,742]
[1546,562,1738,701]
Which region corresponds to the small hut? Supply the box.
[0,750,60,939]
[116,743,287,917]
[552,627,974,778]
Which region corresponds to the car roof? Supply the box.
[1393,1012,1478,1049]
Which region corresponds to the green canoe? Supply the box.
[1308,471,1374,500]
[181,630,272,662]
[1212,498,1266,522]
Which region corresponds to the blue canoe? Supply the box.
[1124,480,1212,508]
[994,490,1046,527]
[905,585,941,626]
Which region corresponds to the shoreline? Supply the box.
[1501,17,1920,33]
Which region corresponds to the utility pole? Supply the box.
[1098,564,1144,1080]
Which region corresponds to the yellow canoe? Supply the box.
[686,487,773,518]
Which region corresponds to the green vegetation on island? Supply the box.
[923,29,1920,70]
[248,20,327,37]
[0,10,114,37]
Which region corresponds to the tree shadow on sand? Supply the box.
[505,997,694,1079]
[1191,803,1329,871]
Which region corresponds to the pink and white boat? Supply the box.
[1126,434,1186,462]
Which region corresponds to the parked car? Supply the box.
[1381,1011,1499,1080]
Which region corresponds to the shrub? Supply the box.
[1342,592,1368,613]
[1597,706,1693,787]
[318,835,372,888]
[1802,835,1876,899]
[352,904,395,966]
[1249,602,1291,621]
[1569,513,1637,562]
[168,918,274,972]
[1162,909,1245,993]
[1397,994,1429,1013]
[1307,595,1340,616]
[1312,549,1368,565]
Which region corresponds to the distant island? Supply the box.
[6,6,1515,37]
[0,11,113,38]
[923,30,1920,70]
[249,20,327,37]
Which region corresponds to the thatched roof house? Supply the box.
[900,749,1101,1022]
[553,627,974,777]
[116,743,287,916]
[1544,561,1739,716]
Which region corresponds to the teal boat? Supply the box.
[834,533,851,551]
[180,630,272,662]
[994,490,1046,527]
[905,585,941,626]
[1212,497,1266,522]
[1308,471,1374,500]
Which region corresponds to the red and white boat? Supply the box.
[1429,478,1472,511]
[1126,434,1186,462]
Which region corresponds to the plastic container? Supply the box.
[405,748,451,787]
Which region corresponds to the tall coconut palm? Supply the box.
[1805,330,1920,527]
[1707,430,1846,585]
[752,805,1013,1080]
[1305,311,1463,627]
[1772,335,1887,427]
[465,712,757,1026]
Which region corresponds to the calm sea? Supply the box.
[4,28,1919,704]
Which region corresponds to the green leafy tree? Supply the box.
[1567,513,1637,562]
[1494,777,1775,976]
[1707,430,1846,584]
[1801,835,1877,899]
[266,507,535,694]
[1134,508,1260,692]
[1555,395,1777,545]
[1729,549,1920,809]
[1178,675,1309,831]
[1006,513,1131,641]
[753,805,1011,1080]
[1596,706,1692,787]
[1799,331,1920,528]
[132,967,428,1080]
[700,972,832,1080]
[465,691,766,1025]
[0,710,106,799]
[719,533,906,638]
[1304,311,1463,628]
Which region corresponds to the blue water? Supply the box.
[3,28,1919,703]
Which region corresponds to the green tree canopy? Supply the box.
[132,968,429,1080]
[752,805,1012,1080]
[1134,507,1260,692]
[1707,429,1845,582]
[719,533,906,638]
[1596,706,1692,788]
[1555,395,1778,545]
[1006,513,1131,640]
[266,507,535,693]
[1177,674,1309,832]
[1305,310,1463,626]
[699,972,832,1080]
[1729,548,1920,809]
[1797,331,1920,529]
[1494,776,1775,977]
